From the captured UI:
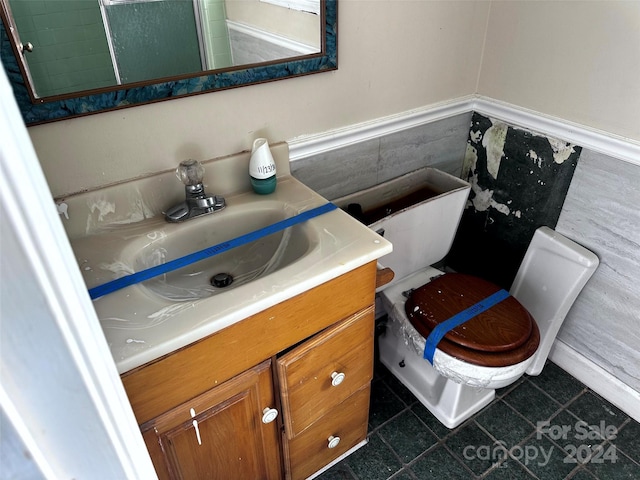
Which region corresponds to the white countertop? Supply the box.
[70,174,392,374]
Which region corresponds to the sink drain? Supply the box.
[211,273,233,288]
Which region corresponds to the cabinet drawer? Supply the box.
[285,385,370,480]
[277,306,374,438]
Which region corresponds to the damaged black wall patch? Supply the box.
[447,112,581,289]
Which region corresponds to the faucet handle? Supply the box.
[176,159,205,186]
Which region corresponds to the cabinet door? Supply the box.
[141,360,282,480]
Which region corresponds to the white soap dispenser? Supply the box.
[249,138,277,194]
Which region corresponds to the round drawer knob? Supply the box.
[261,407,278,424]
[331,371,345,387]
[327,435,341,449]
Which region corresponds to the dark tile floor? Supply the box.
[318,350,640,480]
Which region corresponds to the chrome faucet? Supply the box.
[165,159,225,222]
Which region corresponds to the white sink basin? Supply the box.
[126,201,314,301]
[65,147,391,374]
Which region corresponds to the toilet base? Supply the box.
[378,323,495,429]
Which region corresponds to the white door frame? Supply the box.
[0,65,156,479]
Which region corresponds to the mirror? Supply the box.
[0,0,336,125]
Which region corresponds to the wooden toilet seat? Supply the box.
[405,273,540,367]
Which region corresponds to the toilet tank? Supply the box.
[335,168,470,287]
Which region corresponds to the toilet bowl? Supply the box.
[336,167,599,428]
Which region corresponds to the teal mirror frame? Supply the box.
[1,0,336,126]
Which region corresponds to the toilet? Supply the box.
[336,167,599,428]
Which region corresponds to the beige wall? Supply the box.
[27,1,639,199]
[29,1,489,198]
[478,1,640,142]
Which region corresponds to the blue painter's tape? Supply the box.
[423,288,510,364]
[88,202,338,300]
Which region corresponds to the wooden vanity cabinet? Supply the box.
[122,262,377,480]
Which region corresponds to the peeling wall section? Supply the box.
[448,112,581,288]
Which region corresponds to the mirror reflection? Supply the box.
[0,0,335,125]
[5,0,320,99]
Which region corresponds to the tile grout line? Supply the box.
[524,375,589,410]
[613,417,640,467]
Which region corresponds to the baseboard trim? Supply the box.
[288,95,640,167]
[226,20,317,55]
[549,339,640,423]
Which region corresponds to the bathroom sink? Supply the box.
[65,145,392,374]
[127,202,314,301]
